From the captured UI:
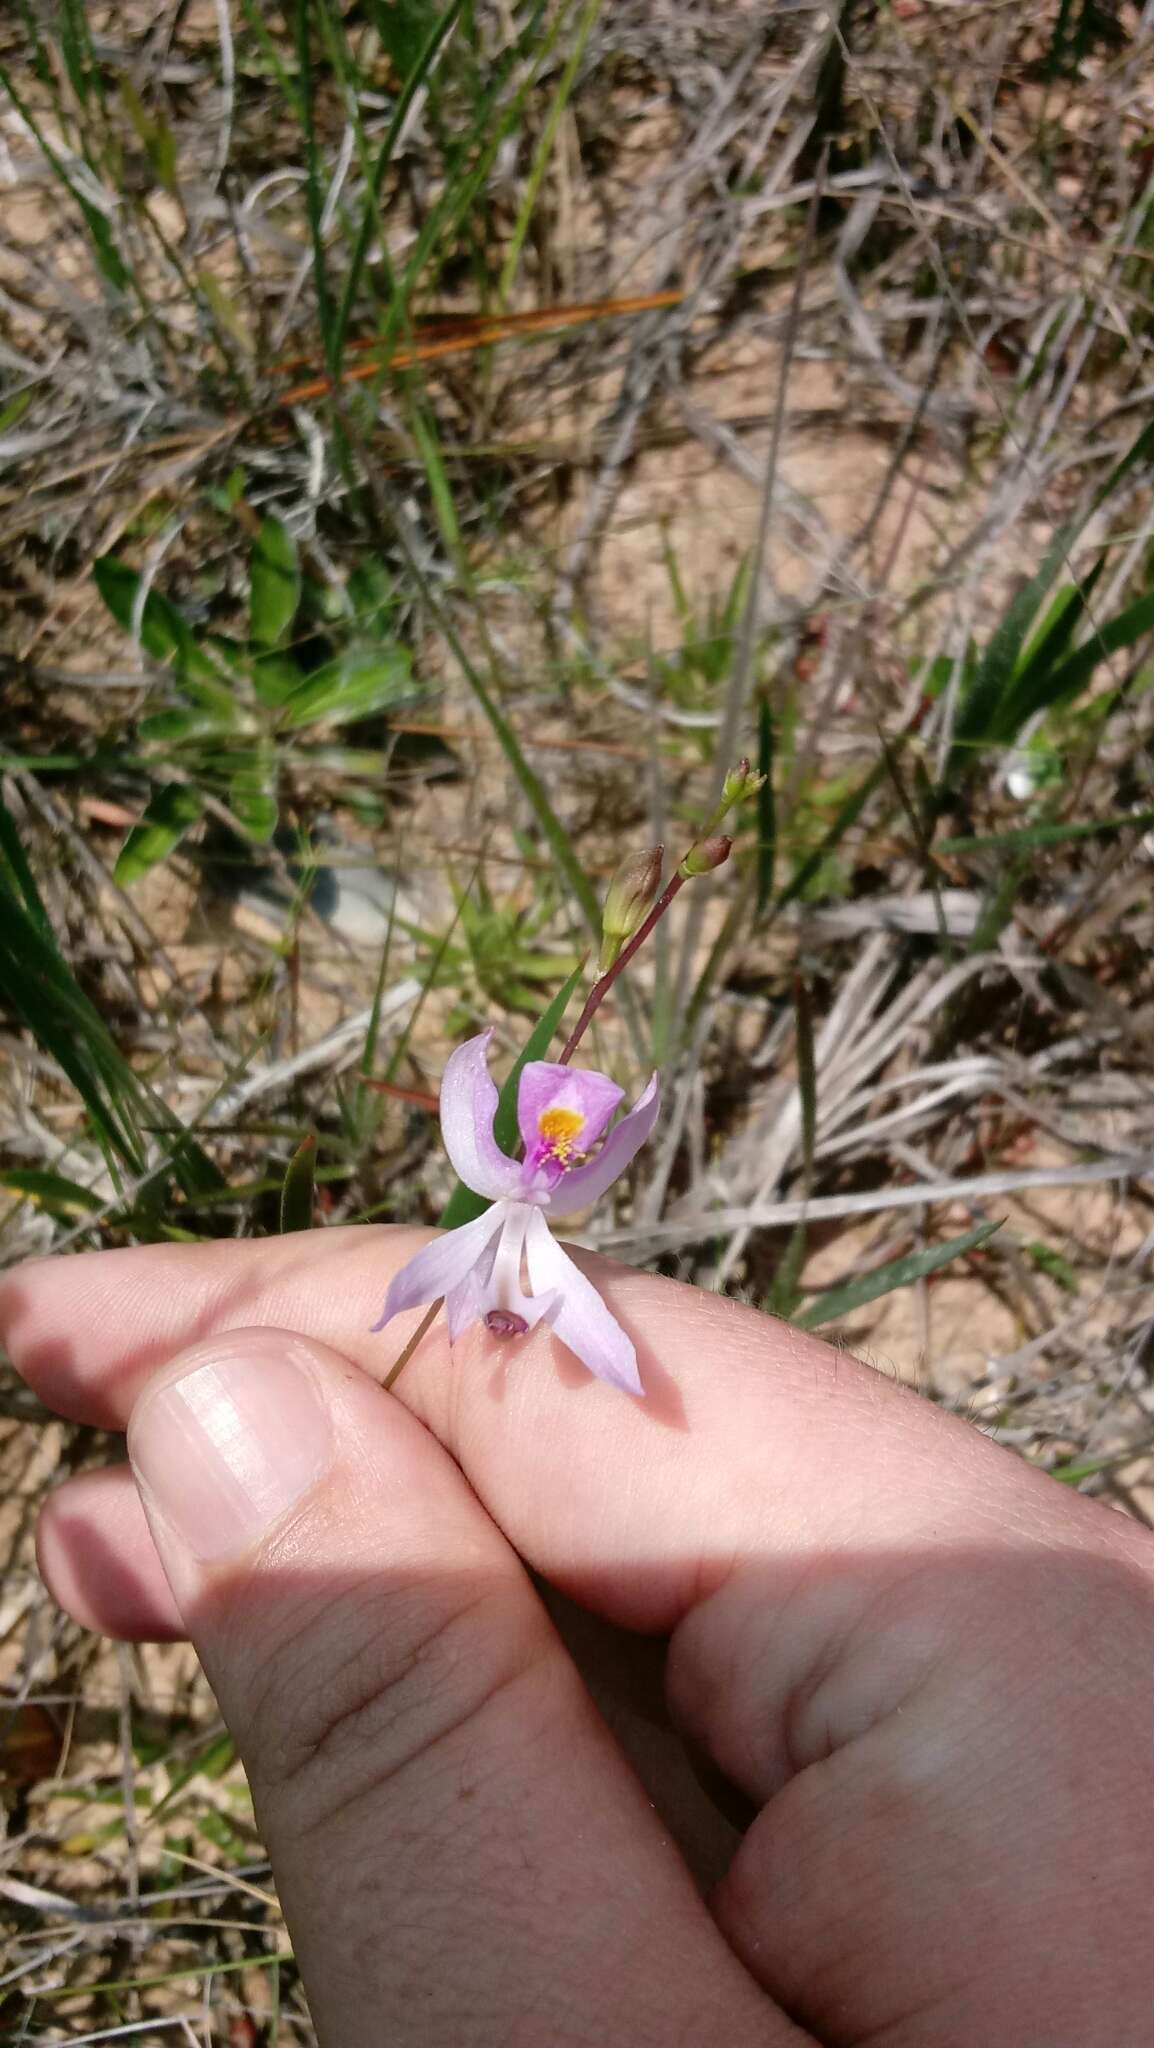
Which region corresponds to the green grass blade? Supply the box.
[795,1220,1001,1330]
[755,696,776,913]
[1016,582,1154,728]
[0,884,147,1175]
[332,0,467,364]
[497,0,599,305]
[279,1133,318,1233]
[294,0,338,373]
[940,807,1154,856]
[0,1167,103,1219]
[794,976,816,1193]
[776,752,890,915]
[0,796,53,939]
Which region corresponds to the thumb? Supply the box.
[126,1328,792,2048]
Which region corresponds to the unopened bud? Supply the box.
[680,833,732,878]
[722,757,766,807]
[598,844,663,971]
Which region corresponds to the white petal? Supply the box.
[371,1208,504,1332]
[524,1209,643,1395]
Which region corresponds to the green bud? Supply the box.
[722,757,766,807]
[598,844,663,971]
[680,833,732,878]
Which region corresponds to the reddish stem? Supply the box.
[557,868,687,1065]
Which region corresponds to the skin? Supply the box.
[4,1226,1154,2046]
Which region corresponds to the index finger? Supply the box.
[0,1225,1111,1639]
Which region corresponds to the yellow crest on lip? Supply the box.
[537,1106,585,1158]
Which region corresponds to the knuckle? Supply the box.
[229,1569,549,1832]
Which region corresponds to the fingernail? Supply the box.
[130,1341,333,1562]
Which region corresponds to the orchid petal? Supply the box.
[443,1235,498,1344]
[524,1208,643,1395]
[516,1060,623,1160]
[545,1071,660,1217]
[371,1207,503,1332]
[438,1030,525,1202]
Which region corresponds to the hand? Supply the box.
[5,1229,1154,2047]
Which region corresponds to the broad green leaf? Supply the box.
[140,702,237,745]
[347,559,395,626]
[795,1220,1001,1330]
[94,556,215,678]
[250,515,300,647]
[0,1168,102,1217]
[279,1134,317,1233]
[115,783,205,885]
[252,649,305,707]
[439,963,584,1229]
[278,644,413,729]
[229,745,278,842]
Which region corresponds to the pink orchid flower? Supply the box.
[373,1029,659,1394]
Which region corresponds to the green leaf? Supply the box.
[950,416,1154,774]
[795,1220,1001,1330]
[0,795,222,1204]
[94,556,216,678]
[279,1134,317,1234]
[0,795,53,939]
[940,807,1154,856]
[1024,1239,1080,1293]
[252,649,305,707]
[794,977,816,1192]
[277,644,413,729]
[438,964,584,1229]
[0,387,33,435]
[114,783,205,885]
[755,696,776,914]
[229,745,278,842]
[1020,581,1154,727]
[139,702,237,745]
[0,1168,102,1218]
[250,515,300,647]
[951,529,1078,763]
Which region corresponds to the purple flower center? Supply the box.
[484,1308,530,1338]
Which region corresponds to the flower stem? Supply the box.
[383,1299,441,1391]
[557,869,687,1064]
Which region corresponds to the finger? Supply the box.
[36,1462,750,1901]
[3,1228,1123,1633]
[120,1324,796,2048]
[37,1463,184,1639]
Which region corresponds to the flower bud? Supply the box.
[598,845,663,971]
[680,833,732,878]
[722,758,766,807]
